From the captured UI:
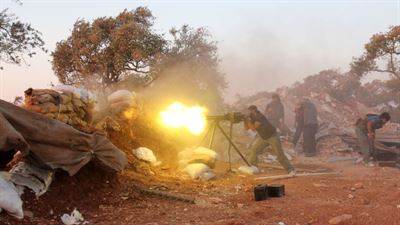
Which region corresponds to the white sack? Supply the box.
[193,147,218,160]
[183,163,210,179]
[61,208,85,225]
[0,173,23,219]
[238,165,259,175]
[133,147,159,165]
[107,90,134,103]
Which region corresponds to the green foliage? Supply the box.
[349,26,400,121]
[52,9,226,111]
[150,25,227,112]
[350,25,400,80]
[290,69,361,101]
[52,7,166,88]
[0,9,45,69]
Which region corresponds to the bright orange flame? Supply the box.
[160,102,207,135]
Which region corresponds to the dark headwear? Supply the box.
[380,112,391,121]
[271,93,280,101]
[248,105,258,111]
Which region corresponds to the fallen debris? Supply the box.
[9,162,54,197]
[254,171,340,180]
[327,156,358,163]
[135,184,196,204]
[61,208,86,225]
[329,214,352,224]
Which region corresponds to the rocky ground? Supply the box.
[2,154,400,225]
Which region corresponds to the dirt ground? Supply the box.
[1,155,400,225]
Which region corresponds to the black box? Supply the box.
[267,184,285,197]
[254,184,268,201]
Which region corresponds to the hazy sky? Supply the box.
[0,0,399,102]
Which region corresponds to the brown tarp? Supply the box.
[0,100,127,176]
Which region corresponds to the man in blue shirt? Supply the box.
[355,112,391,163]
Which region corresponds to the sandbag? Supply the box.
[24,88,60,99]
[23,87,94,132]
[178,147,217,169]
[52,85,91,101]
[188,154,216,169]
[193,147,218,160]
[0,174,24,219]
[110,100,131,109]
[72,98,85,108]
[24,104,43,113]
[107,90,134,103]
[37,102,59,113]
[31,94,58,105]
[178,148,194,160]
[133,147,159,165]
[183,163,210,179]
[59,93,73,104]
[238,165,259,175]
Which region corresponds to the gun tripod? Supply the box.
[199,118,251,171]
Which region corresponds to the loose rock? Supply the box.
[329,214,352,224]
[354,183,364,189]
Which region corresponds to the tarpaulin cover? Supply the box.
[0,100,127,175]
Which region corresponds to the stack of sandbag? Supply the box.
[23,86,95,131]
[178,147,218,180]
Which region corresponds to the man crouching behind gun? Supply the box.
[244,105,295,175]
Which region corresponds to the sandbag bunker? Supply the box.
[0,98,127,219]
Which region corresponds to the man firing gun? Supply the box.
[244,105,295,174]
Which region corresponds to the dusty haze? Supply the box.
[0,1,398,103]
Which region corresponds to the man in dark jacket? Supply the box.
[264,94,290,136]
[355,112,390,163]
[292,99,319,157]
[292,103,304,147]
[245,105,295,174]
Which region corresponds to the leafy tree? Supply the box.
[149,25,227,112]
[52,7,166,89]
[351,26,400,80]
[289,69,361,101]
[0,9,45,69]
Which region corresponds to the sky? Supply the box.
[0,0,399,102]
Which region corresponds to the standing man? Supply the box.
[292,103,304,147]
[292,99,319,157]
[245,105,295,174]
[264,94,289,136]
[355,112,391,163]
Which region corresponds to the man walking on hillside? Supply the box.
[245,105,295,174]
[355,112,391,164]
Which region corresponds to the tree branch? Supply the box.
[371,68,400,79]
